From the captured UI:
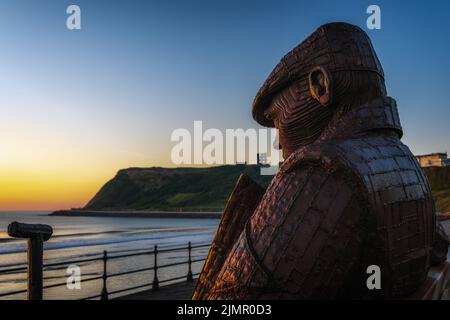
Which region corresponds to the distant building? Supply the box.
[416,152,450,167]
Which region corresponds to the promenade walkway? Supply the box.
[116,281,196,300]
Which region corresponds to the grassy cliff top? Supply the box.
[84,165,272,211]
[83,165,450,214]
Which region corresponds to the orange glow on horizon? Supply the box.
[0,110,178,211]
[0,167,110,211]
[0,131,174,211]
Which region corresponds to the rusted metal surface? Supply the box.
[192,174,265,299]
[198,22,449,299]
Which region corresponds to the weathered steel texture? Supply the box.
[192,174,265,299]
[252,22,384,129]
[253,22,388,157]
[198,22,449,300]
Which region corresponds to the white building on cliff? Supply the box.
[416,152,450,167]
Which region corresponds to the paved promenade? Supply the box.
[116,281,196,300]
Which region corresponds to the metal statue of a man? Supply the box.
[194,22,449,299]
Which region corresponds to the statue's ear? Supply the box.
[308,66,333,107]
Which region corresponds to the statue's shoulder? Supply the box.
[281,135,417,183]
[279,140,358,179]
[256,140,371,228]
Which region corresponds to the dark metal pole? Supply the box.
[27,236,44,300]
[101,250,108,300]
[187,241,193,283]
[152,245,160,291]
[7,221,53,301]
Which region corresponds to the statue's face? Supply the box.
[263,68,334,158]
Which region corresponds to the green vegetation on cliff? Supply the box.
[84,165,450,213]
[84,165,272,211]
[423,166,450,213]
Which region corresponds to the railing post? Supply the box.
[101,250,108,300]
[187,241,193,283]
[152,245,160,291]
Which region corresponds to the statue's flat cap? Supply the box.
[252,22,384,127]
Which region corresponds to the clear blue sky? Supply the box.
[1,0,450,209]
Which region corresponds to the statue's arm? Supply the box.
[255,165,367,299]
[203,164,369,299]
[192,174,265,299]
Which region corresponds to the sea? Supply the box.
[0,211,219,300]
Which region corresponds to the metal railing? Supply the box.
[0,241,209,300]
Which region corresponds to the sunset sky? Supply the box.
[1,0,450,210]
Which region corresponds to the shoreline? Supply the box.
[49,210,450,220]
[49,209,222,219]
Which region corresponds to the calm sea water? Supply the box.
[0,212,219,300]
